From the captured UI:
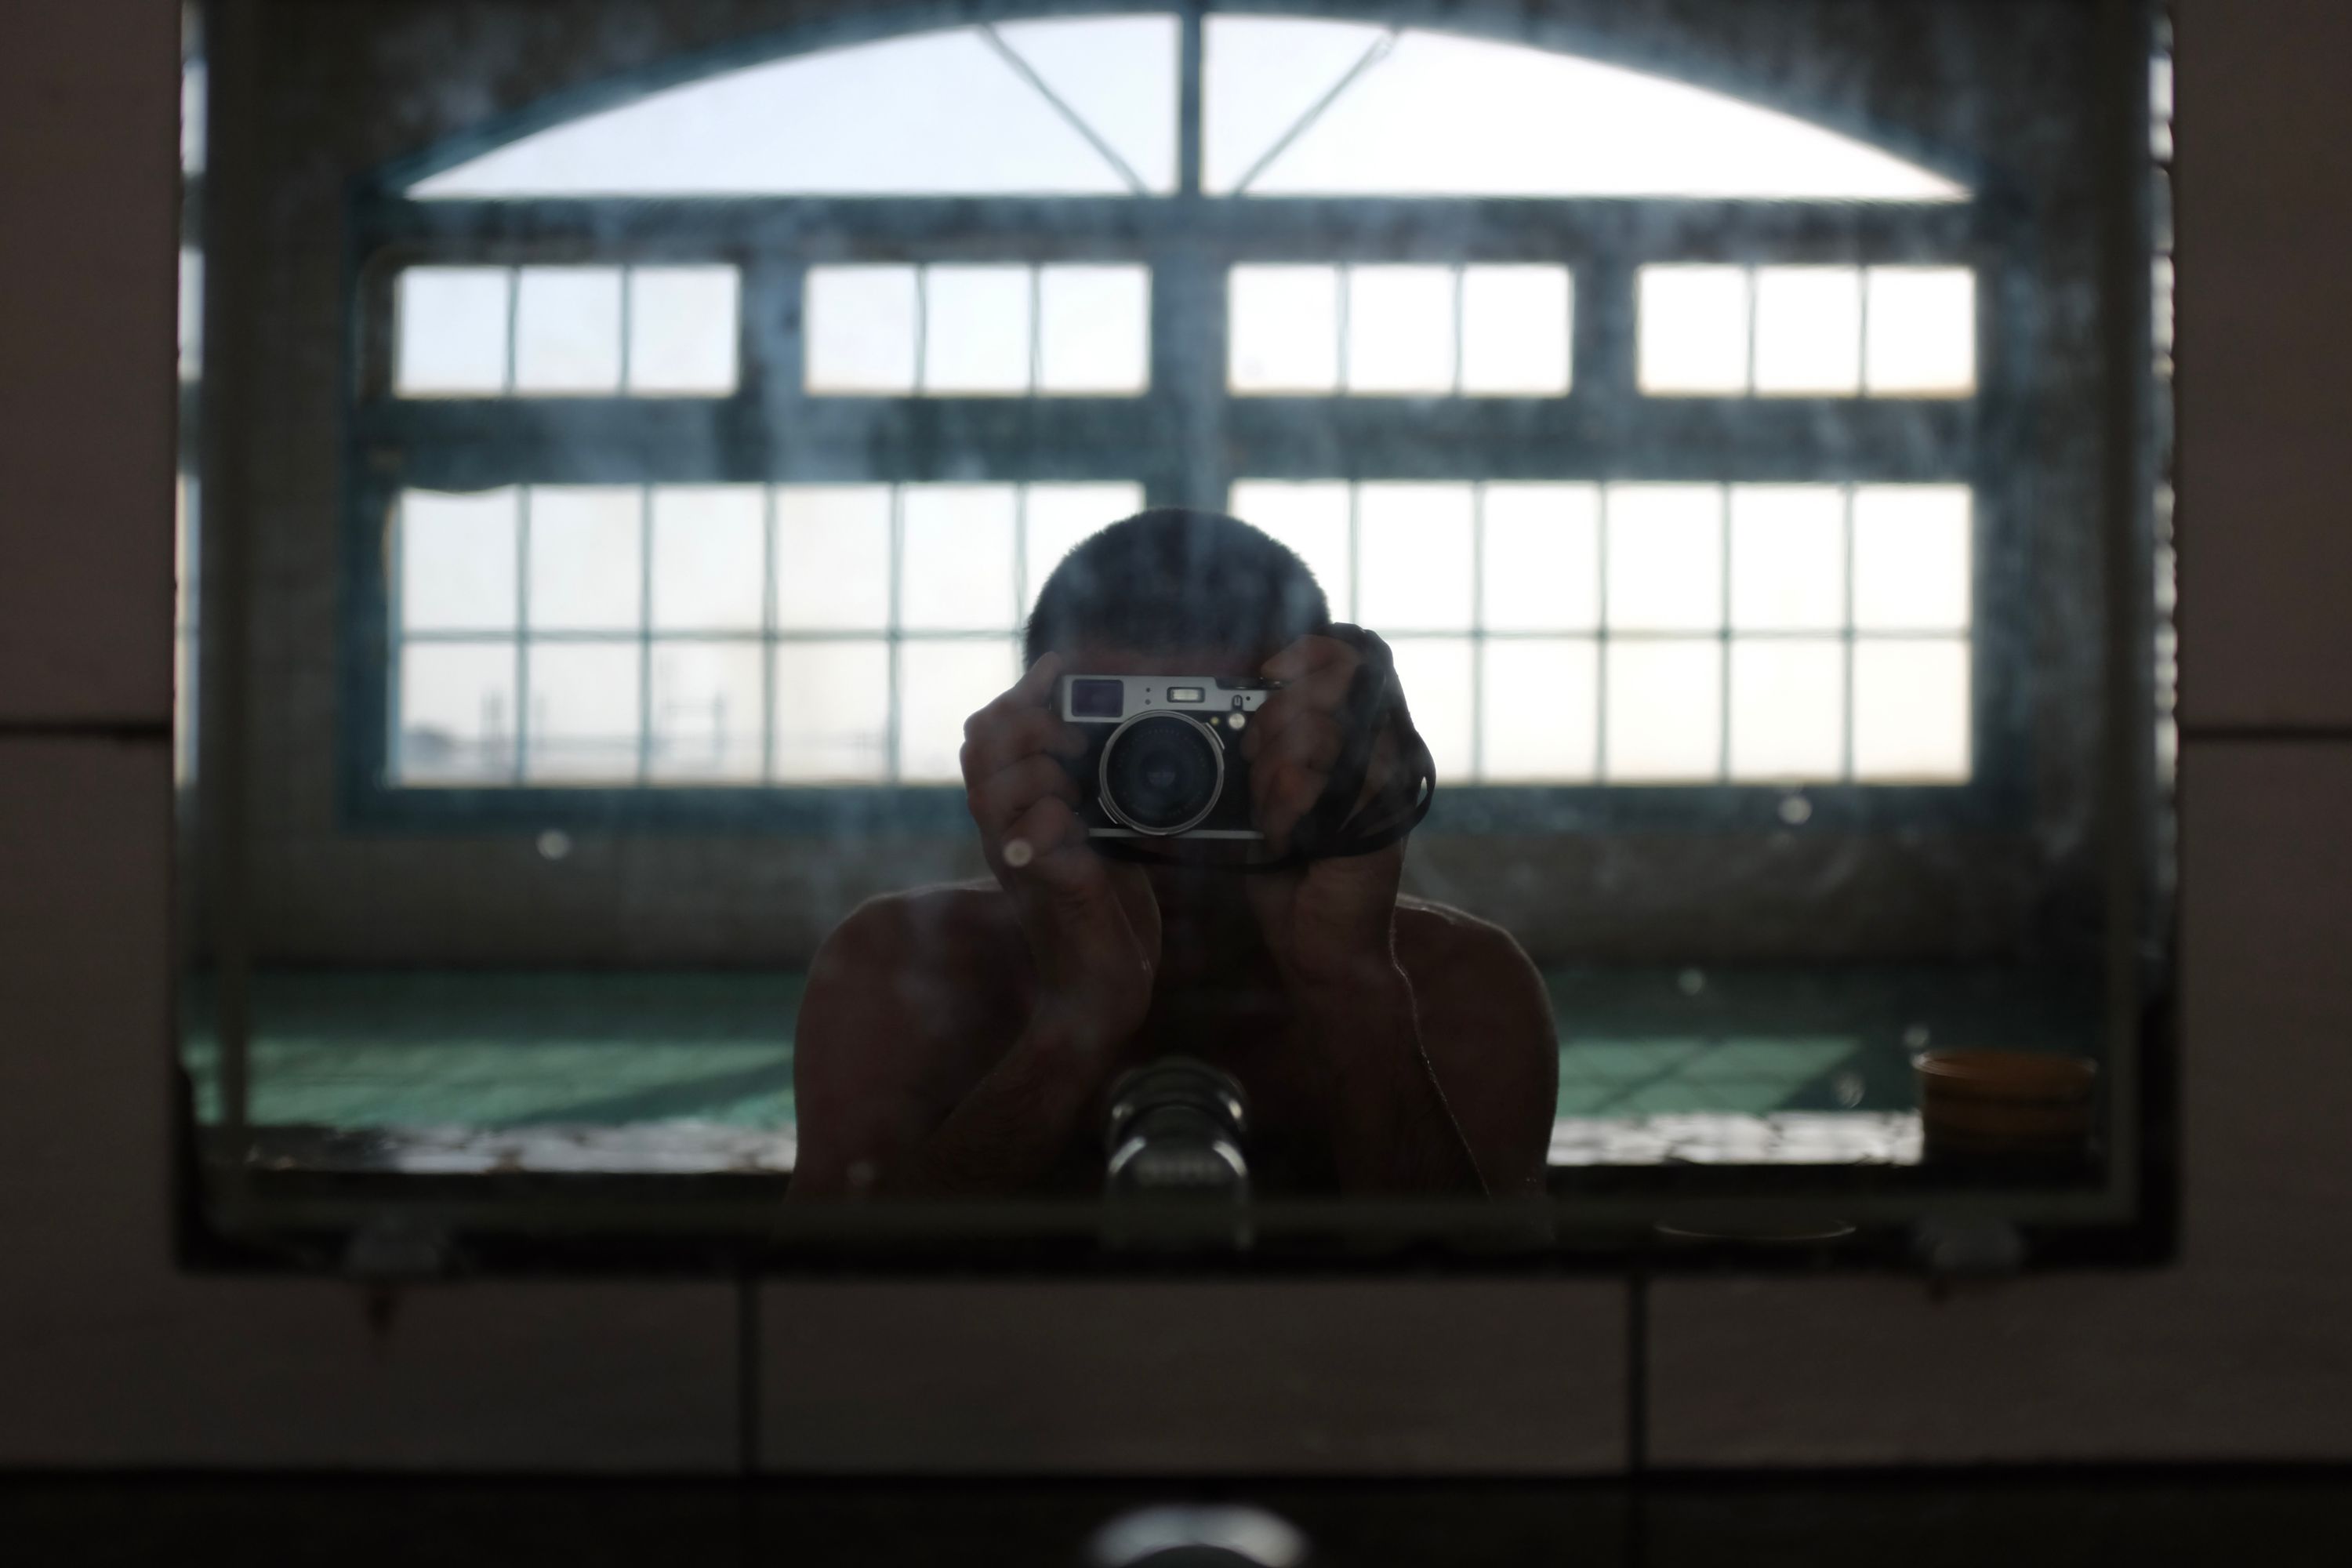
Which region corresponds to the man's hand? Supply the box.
[1237,634,1406,991]
[961,653,1160,1047]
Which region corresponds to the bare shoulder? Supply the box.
[808,881,1028,1037]
[814,881,1018,975]
[1392,897,1553,1044]
[1393,898,1559,1195]
[793,883,1029,1189]
[1396,898,1544,995]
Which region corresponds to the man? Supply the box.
[788,508,1557,1199]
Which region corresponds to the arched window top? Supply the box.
[1206,19,1966,201]
[408,13,1968,203]
[411,17,1180,199]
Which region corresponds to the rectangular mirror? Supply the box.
[178,0,2173,1272]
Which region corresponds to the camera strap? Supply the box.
[1098,625,1436,873]
[1283,624,1436,864]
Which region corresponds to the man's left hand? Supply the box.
[1238,634,1407,992]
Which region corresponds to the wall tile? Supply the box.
[0,5,179,722]
[2175,0,2352,728]
[1645,742,2352,1465]
[0,739,737,1470]
[759,1279,1626,1475]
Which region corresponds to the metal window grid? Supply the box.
[388,481,1160,786]
[341,3,2031,837]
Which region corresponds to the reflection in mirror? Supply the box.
[180,0,2169,1269]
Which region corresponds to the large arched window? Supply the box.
[349,8,2009,827]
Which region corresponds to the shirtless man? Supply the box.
[788,508,1557,1200]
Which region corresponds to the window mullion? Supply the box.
[514,484,531,784]
[637,484,653,785]
[1178,4,1203,198]
[1149,243,1226,510]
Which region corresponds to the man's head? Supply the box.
[1024,506,1331,675]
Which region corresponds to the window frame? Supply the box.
[340,7,2035,837]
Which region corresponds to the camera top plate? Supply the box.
[1059,673,1280,724]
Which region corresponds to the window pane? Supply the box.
[1852,485,1972,632]
[1729,485,1845,631]
[182,60,206,173]
[178,249,203,382]
[1752,267,1860,395]
[1865,267,1976,395]
[992,16,1181,193]
[1461,266,1571,395]
[1205,16,1395,193]
[396,641,515,783]
[1037,266,1149,394]
[410,27,1135,198]
[1357,483,1472,630]
[775,485,891,631]
[1483,483,1600,632]
[395,267,509,395]
[1482,639,1599,782]
[923,265,1033,394]
[773,641,891,782]
[629,267,740,394]
[1023,483,1146,615]
[648,641,764,782]
[1606,640,1722,782]
[1606,485,1723,633]
[1730,639,1845,781]
[1227,481,1352,619]
[528,485,641,632]
[1345,266,1455,394]
[900,639,1019,781]
[1853,639,1971,781]
[901,485,1017,631]
[650,486,765,631]
[525,643,642,783]
[513,267,622,394]
[1386,637,1473,782]
[1638,266,1748,394]
[1218,22,1965,201]
[400,488,517,633]
[1229,267,1339,393]
[805,266,917,393]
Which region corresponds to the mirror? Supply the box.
[177,0,2172,1270]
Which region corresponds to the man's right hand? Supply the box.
[960,653,1160,1048]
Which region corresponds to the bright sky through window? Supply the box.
[409,19,1178,197]
[380,13,1984,797]
[1207,19,1966,199]
[410,14,1964,204]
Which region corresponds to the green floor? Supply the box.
[181,966,2096,1130]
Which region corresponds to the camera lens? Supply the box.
[1099,712,1225,836]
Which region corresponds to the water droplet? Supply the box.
[536,829,572,861]
[1677,967,1706,996]
[1834,1072,1865,1108]
[1902,1024,1931,1050]
[1003,837,1034,869]
[1777,793,1813,826]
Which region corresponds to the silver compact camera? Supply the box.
[1058,674,1278,839]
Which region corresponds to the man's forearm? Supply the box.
[1301,965,1488,1196]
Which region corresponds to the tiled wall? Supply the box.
[1642,0,2352,1466]
[0,0,2345,1472]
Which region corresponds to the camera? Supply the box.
[1058,673,1276,839]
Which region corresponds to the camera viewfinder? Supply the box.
[1069,678,1125,720]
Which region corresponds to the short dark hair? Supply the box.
[1023,506,1332,666]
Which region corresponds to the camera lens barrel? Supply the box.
[1098,710,1227,837]
[1104,1058,1252,1214]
